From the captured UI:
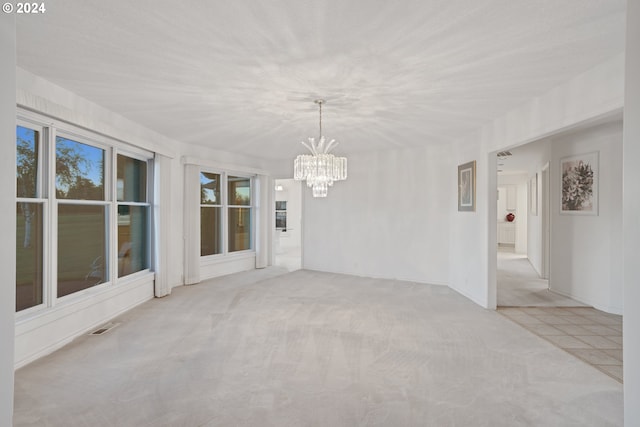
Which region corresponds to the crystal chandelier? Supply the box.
[294,99,347,197]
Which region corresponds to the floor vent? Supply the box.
[89,322,120,335]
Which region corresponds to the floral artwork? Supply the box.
[560,152,598,215]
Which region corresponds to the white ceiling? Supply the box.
[16,0,626,160]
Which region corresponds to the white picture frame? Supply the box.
[560,152,599,215]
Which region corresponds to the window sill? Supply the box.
[15,270,155,329]
[200,250,255,266]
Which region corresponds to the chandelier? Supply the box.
[294,99,347,197]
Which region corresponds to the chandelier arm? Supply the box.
[325,139,338,153]
[301,140,317,155]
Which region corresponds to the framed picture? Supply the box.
[560,151,598,215]
[529,173,538,216]
[458,160,476,212]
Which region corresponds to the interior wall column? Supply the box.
[623,1,640,424]
[153,153,172,296]
[183,163,201,285]
[255,174,272,269]
[0,12,17,426]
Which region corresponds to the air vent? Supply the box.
[497,151,512,158]
[89,322,120,335]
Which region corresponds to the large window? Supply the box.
[200,171,253,256]
[56,136,108,297]
[15,116,152,313]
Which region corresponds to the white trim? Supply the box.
[200,250,256,266]
[182,156,270,176]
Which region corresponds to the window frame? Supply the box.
[226,173,254,253]
[199,169,224,257]
[15,109,154,318]
[115,150,152,279]
[54,130,112,302]
[199,169,255,259]
[15,119,48,315]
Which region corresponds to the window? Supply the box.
[15,114,153,312]
[56,136,108,297]
[16,125,44,311]
[228,176,252,252]
[200,171,253,256]
[117,154,150,277]
[200,172,222,256]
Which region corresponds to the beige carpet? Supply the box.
[14,269,622,426]
[497,249,587,307]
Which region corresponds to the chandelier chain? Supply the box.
[317,99,323,139]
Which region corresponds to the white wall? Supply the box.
[624,2,640,423]
[450,54,624,309]
[450,141,492,306]
[304,145,450,285]
[549,121,623,314]
[517,140,552,275]
[0,13,16,426]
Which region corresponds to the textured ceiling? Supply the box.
[16,0,625,160]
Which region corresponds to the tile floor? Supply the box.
[498,306,623,382]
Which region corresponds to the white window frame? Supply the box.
[54,130,113,304]
[200,169,255,259]
[15,118,48,316]
[115,149,153,279]
[15,109,154,319]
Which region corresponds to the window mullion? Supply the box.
[48,126,58,307]
[222,172,228,255]
[110,147,117,284]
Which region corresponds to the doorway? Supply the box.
[494,145,582,307]
[273,179,302,271]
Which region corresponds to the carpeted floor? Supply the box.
[497,249,586,307]
[14,269,623,426]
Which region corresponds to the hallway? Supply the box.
[497,248,586,307]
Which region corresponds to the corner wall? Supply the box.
[549,121,623,313]
[0,13,16,426]
[303,145,451,285]
[450,54,624,309]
